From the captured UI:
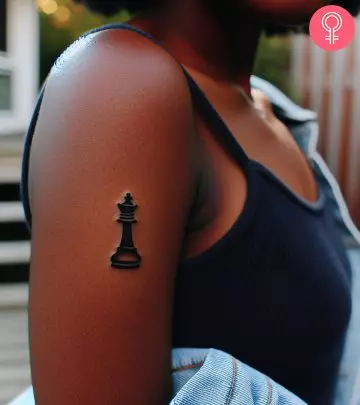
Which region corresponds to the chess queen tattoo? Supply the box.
[111,192,142,269]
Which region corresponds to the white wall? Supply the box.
[0,0,39,136]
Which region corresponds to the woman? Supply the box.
[22,1,360,404]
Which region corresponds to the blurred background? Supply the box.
[0,1,360,403]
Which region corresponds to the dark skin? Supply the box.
[29,0,329,404]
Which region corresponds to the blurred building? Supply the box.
[0,0,38,282]
[0,0,39,137]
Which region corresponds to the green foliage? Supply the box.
[39,1,130,83]
[253,34,295,99]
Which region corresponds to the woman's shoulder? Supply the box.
[47,24,189,102]
[35,24,195,155]
[29,24,198,204]
[28,24,199,235]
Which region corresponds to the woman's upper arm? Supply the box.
[28,32,196,405]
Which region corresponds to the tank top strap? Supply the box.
[184,72,250,168]
[20,83,46,229]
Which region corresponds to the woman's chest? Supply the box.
[176,196,352,350]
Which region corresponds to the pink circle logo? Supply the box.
[309,5,355,51]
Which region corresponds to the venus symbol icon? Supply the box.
[309,5,355,51]
[322,12,343,45]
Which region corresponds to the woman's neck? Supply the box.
[134,1,262,96]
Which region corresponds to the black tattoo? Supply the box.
[111,192,142,269]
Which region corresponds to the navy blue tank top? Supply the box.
[21,23,352,405]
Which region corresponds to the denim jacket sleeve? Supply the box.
[250,76,360,247]
[171,348,307,405]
